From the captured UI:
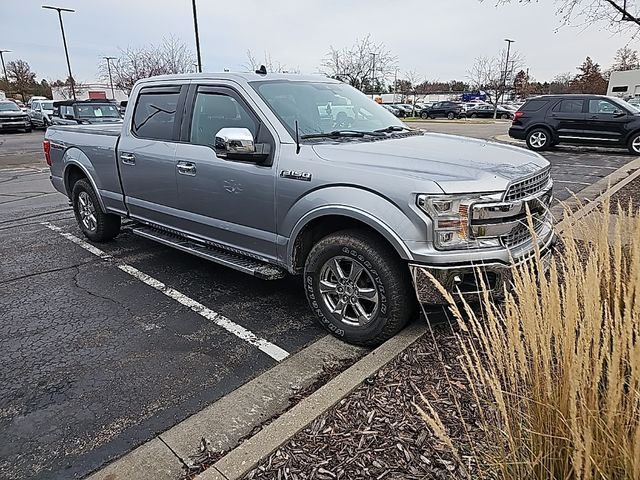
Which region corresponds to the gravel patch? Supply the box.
[609,174,640,213]
[243,318,481,480]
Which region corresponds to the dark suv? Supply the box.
[420,101,465,120]
[509,94,640,155]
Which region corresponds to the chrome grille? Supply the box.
[505,169,551,202]
[501,214,546,248]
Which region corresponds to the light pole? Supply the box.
[42,5,76,100]
[0,49,10,83]
[501,39,515,105]
[103,56,116,100]
[370,52,378,98]
[191,0,202,73]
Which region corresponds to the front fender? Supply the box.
[284,186,430,265]
[62,147,107,212]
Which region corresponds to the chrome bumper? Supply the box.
[409,231,555,304]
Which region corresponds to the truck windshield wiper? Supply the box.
[373,125,413,133]
[301,129,386,140]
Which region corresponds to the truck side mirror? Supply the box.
[214,127,271,165]
[214,127,256,156]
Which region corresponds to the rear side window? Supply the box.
[553,99,584,113]
[521,100,547,112]
[133,91,180,141]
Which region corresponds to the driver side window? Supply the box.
[589,99,618,115]
[190,92,257,147]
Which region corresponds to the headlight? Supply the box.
[417,194,501,250]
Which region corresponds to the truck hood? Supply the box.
[311,132,549,194]
[0,111,27,117]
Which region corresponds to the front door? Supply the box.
[584,98,631,145]
[118,85,187,226]
[173,85,277,261]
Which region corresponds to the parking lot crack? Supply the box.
[157,436,198,475]
[71,267,136,315]
[0,261,96,286]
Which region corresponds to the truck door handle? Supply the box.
[121,152,136,165]
[177,161,196,176]
[590,115,598,119]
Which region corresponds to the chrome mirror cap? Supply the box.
[214,127,256,157]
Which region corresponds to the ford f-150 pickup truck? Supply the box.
[44,72,554,346]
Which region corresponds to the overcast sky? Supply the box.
[1,0,638,84]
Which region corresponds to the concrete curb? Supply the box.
[197,322,427,480]
[84,336,365,480]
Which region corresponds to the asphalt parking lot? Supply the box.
[1,125,637,479]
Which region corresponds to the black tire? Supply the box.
[71,178,121,242]
[628,132,640,155]
[304,229,416,346]
[421,112,429,119]
[526,127,552,151]
[500,113,509,120]
[469,113,477,118]
[24,127,32,133]
[447,112,455,120]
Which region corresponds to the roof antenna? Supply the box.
[295,120,300,154]
[255,64,267,75]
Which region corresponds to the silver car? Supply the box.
[29,99,55,129]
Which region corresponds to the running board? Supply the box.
[131,226,286,280]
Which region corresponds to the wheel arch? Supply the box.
[62,148,106,212]
[288,207,414,274]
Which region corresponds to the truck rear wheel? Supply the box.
[72,179,121,242]
[304,229,415,346]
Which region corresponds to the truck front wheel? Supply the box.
[304,230,415,346]
[72,179,121,242]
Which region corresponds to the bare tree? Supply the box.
[467,47,524,117]
[611,45,640,71]
[494,0,640,34]
[98,35,195,94]
[244,50,299,73]
[6,59,37,101]
[320,35,397,92]
[50,76,86,100]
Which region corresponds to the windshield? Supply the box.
[41,101,54,111]
[0,102,21,112]
[614,98,640,114]
[251,80,403,138]
[76,104,121,118]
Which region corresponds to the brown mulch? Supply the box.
[609,174,640,214]
[244,317,483,480]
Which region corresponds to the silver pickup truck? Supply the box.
[44,73,554,346]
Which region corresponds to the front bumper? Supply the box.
[409,230,556,304]
[0,120,30,129]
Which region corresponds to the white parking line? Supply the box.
[553,163,618,170]
[554,180,592,186]
[42,222,290,362]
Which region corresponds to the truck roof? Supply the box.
[136,72,340,86]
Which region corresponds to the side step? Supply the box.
[131,225,286,280]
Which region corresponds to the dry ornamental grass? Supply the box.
[419,200,640,480]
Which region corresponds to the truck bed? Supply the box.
[46,123,124,214]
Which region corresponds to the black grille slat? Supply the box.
[505,169,551,202]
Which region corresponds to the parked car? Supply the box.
[396,104,417,116]
[52,99,123,125]
[467,104,514,119]
[509,94,640,154]
[382,104,401,116]
[627,97,640,108]
[419,101,465,120]
[389,104,409,117]
[45,72,554,346]
[0,100,31,132]
[29,99,55,128]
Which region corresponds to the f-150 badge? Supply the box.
[280,170,312,181]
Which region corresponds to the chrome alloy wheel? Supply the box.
[529,131,547,149]
[632,135,640,154]
[318,256,379,327]
[78,191,97,232]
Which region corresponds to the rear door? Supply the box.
[118,84,188,226]
[584,98,631,145]
[548,98,586,140]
